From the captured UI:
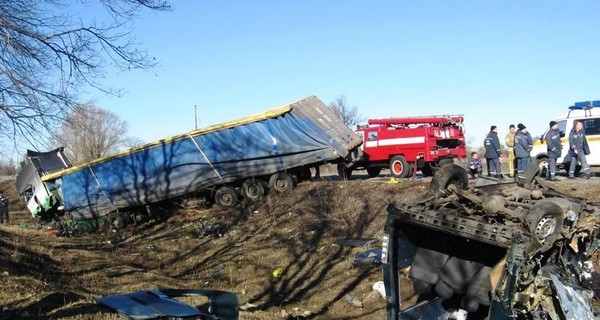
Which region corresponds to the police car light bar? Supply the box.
[570,100,600,110]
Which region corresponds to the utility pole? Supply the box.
[194,105,198,130]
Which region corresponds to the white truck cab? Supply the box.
[531,101,600,173]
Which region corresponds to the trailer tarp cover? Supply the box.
[42,96,361,219]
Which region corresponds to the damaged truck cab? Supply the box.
[382,164,600,319]
[16,148,72,219]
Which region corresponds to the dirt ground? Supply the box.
[0,175,599,319]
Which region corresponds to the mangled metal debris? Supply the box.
[381,163,600,319]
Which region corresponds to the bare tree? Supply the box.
[0,0,170,148]
[328,95,364,128]
[53,103,134,164]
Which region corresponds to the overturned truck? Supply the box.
[17,96,362,233]
[382,164,600,319]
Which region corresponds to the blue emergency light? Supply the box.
[570,100,600,110]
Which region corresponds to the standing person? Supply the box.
[484,125,502,178]
[0,191,8,224]
[515,123,533,176]
[467,152,482,179]
[545,121,562,181]
[568,120,591,179]
[505,124,516,177]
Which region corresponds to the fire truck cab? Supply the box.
[340,115,467,178]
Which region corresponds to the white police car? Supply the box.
[531,101,600,175]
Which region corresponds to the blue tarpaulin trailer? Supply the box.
[17,96,362,229]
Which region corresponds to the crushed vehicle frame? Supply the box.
[381,163,600,319]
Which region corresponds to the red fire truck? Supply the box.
[339,115,467,178]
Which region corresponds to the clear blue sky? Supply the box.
[85,1,600,150]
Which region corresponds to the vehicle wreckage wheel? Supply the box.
[269,173,293,193]
[366,167,381,178]
[214,186,241,209]
[524,201,564,251]
[241,179,265,202]
[536,157,549,178]
[427,164,469,198]
[421,163,435,177]
[390,155,410,178]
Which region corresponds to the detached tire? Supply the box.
[390,155,410,178]
[524,201,564,252]
[427,164,469,198]
[241,179,265,202]
[269,173,294,193]
[214,186,240,209]
[366,167,381,178]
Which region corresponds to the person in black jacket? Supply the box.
[0,191,8,224]
[484,125,502,177]
[568,120,591,179]
[467,152,483,179]
[544,121,562,181]
[514,123,533,176]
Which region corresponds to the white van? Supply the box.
[531,101,600,174]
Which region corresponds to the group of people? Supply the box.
[467,120,591,180]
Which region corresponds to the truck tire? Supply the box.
[524,201,563,252]
[427,164,468,198]
[214,186,240,209]
[390,155,410,178]
[269,173,294,193]
[366,167,381,178]
[241,179,265,203]
[337,163,352,180]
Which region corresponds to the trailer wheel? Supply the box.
[337,163,352,180]
[524,201,563,251]
[366,167,381,178]
[390,155,410,178]
[106,212,126,230]
[427,164,468,198]
[241,179,265,203]
[269,173,294,193]
[214,186,240,209]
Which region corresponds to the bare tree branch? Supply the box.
[52,102,135,164]
[328,95,364,128]
[0,0,170,149]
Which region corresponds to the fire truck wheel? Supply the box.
[214,186,241,209]
[390,156,410,178]
[269,173,294,193]
[241,179,265,203]
[366,167,381,178]
[337,163,353,180]
[427,164,468,198]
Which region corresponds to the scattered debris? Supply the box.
[238,302,258,311]
[334,238,376,248]
[372,281,385,299]
[352,248,382,266]
[272,267,284,278]
[343,294,363,308]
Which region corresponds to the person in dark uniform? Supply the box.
[0,191,8,224]
[515,123,533,177]
[544,121,562,181]
[484,125,502,178]
[568,120,591,179]
[467,152,482,179]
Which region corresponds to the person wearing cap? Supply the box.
[568,120,591,179]
[484,125,502,177]
[544,121,562,181]
[515,123,533,176]
[0,190,8,224]
[505,124,516,177]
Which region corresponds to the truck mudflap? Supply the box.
[383,163,600,319]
